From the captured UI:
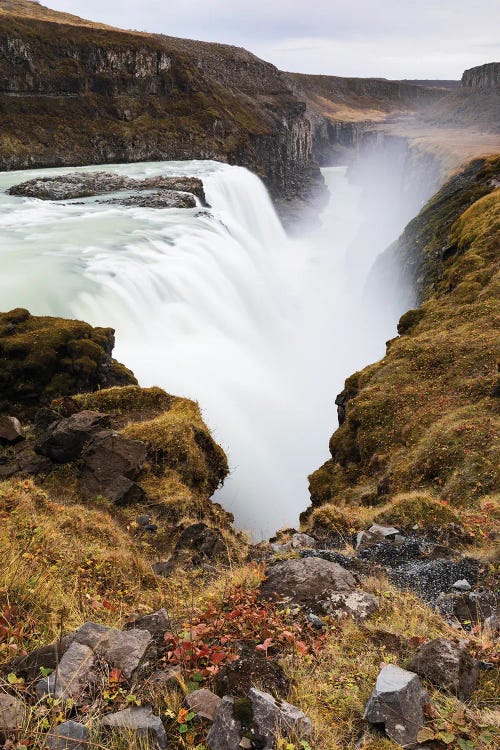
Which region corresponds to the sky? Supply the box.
[44,0,499,79]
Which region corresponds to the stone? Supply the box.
[364,664,429,747]
[410,638,479,699]
[389,558,480,603]
[74,622,153,679]
[357,536,435,568]
[0,693,27,733]
[147,667,182,689]
[12,635,74,680]
[187,689,222,721]
[436,590,498,626]
[321,591,379,620]
[0,416,24,444]
[291,533,316,549]
[102,190,197,209]
[270,542,292,554]
[249,688,312,748]
[368,524,400,540]
[46,721,90,750]
[259,557,356,613]
[137,514,152,527]
[307,613,324,629]
[102,706,167,750]
[157,523,229,573]
[78,431,147,504]
[214,654,291,699]
[453,579,471,591]
[36,641,95,700]
[36,411,111,463]
[207,697,242,750]
[125,609,170,637]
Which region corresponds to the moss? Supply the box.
[374,492,460,530]
[74,385,174,425]
[232,697,253,727]
[397,307,424,335]
[0,310,136,416]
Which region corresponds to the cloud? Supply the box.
[44,0,499,78]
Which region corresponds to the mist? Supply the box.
[0,139,433,538]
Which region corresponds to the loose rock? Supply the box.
[364,664,429,747]
[410,638,479,699]
[46,721,90,750]
[249,688,312,748]
[102,706,167,750]
[0,416,24,444]
[78,431,147,504]
[74,621,153,679]
[291,533,316,549]
[187,688,222,721]
[36,411,111,463]
[321,590,379,620]
[207,696,242,750]
[0,693,27,734]
[37,641,95,700]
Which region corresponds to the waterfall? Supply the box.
[0,159,412,538]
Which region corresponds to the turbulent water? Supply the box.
[0,160,413,538]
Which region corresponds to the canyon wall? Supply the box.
[462,62,500,89]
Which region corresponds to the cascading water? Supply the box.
[0,159,413,538]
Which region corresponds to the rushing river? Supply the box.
[0,160,411,537]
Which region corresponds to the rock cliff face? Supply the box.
[0,1,321,215]
[462,62,500,89]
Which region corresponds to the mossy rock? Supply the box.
[0,310,136,416]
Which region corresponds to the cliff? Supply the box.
[0,1,322,215]
[306,155,500,537]
[462,62,500,89]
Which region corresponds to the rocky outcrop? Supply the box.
[462,62,500,89]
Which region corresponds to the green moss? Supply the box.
[397,307,424,335]
[374,493,460,530]
[232,697,253,727]
[74,385,174,424]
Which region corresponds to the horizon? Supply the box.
[39,0,499,80]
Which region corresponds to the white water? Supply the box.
[0,160,410,538]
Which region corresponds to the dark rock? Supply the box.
[389,558,480,602]
[33,408,61,434]
[12,635,74,681]
[206,696,242,750]
[249,688,312,748]
[187,689,222,721]
[357,536,437,568]
[0,416,24,444]
[259,557,356,612]
[36,411,111,463]
[36,641,96,700]
[364,664,429,748]
[125,609,170,638]
[436,590,498,626]
[46,721,89,750]
[410,638,479,699]
[137,514,152,527]
[102,706,167,750]
[0,693,27,734]
[102,190,197,209]
[156,523,228,573]
[307,613,324,629]
[78,431,147,504]
[147,667,182,689]
[74,622,153,679]
[214,654,291,699]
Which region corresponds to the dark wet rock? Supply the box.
[436,590,498,626]
[78,431,147,504]
[214,654,291,699]
[74,622,153,679]
[389,557,480,603]
[249,688,312,748]
[46,721,90,750]
[410,638,479,699]
[0,416,24,444]
[102,190,197,209]
[9,172,207,206]
[155,523,228,574]
[187,689,222,721]
[259,557,356,612]
[0,693,28,734]
[101,706,167,750]
[125,609,170,638]
[320,591,379,620]
[36,410,111,463]
[364,664,429,748]
[36,641,96,700]
[11,635,74,681]
[207,696,242,750]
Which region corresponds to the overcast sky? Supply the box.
[45,0,499,79]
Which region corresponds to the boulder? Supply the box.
[0,416,24,444]
[214,654,290,699]
[74,622,153,679]
[259,557,356,612]
[0,693,27,734]
[36,641,95,700]
[207,697,242,750]
[78,431,147,504]
[249,688,312,748]
[364,664,429,747]
[321,591,379,620]
[186,688,222,721]
[36,411,111,463]
[101,706,167,750]
[410,638,479,699]
[46,721,90,750]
